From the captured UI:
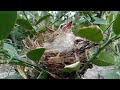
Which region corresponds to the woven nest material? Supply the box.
[39,42,95,79]
[23,30,97,79]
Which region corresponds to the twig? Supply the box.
[0,40,4,49]
[23,11,29,21]
[108,46,120,57]
[82,11,93,25]
[103,20,114,33]
[51,13,66,26]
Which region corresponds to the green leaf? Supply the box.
[76,25,103,43]
[36,14,52,25]
[92,52,115,66]
[103,71,119,79]
[8,60,28,67]
[100,24,108,31]
[111,11,119,16]
[93,17,107,25]
[3,43,18,56]
[16,19,33,30]
[27,48,45,63]
[4,75,23,79]
[37,71,49,79]
[63,61,80,73]
[113,12,120,35]
[0,11,17,40]
[107,12,114,24]
[8,59,34,68]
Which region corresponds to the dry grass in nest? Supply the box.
[22,28,96,79]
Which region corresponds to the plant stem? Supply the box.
[103,20,114,33]
[23,11,36,34]
[82,11,93,25]
[79,35,118,73]
[23,11,29,21]
[108,46,120,57]
[51,13,66,26]
[13,57,41,71]
[0,40,4,49]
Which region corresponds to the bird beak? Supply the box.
[62,21,72,32]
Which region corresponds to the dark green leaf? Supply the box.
[27,48,45,63]
[92,52,115,66]
[37,71,49,79]
[113,12,120,35]
[36,14,52,25]
[0,11,17,40]
[4,75,23,79]
[63,61,80,73]
[16,19,33,30]
[76,25,103,43]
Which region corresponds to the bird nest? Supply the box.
[23,35,96,79]
[40,49,91,79]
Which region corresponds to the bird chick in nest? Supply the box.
[44,21,84,53]
[42,21,89,66]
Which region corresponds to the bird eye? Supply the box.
[76,39,83,42]
[60,25,64,29]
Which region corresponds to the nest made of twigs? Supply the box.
[39,41,96,79]
[22,28,97,79]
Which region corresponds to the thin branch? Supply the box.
[51,13,66,26]
[103,20,114,33]
[108,46,120,57]
[82,11,93,25]
[0,40,4,49]
[23,11,29,21]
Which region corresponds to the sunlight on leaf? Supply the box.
[63,61,80,73]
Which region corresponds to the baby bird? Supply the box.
[44,21,82,53]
